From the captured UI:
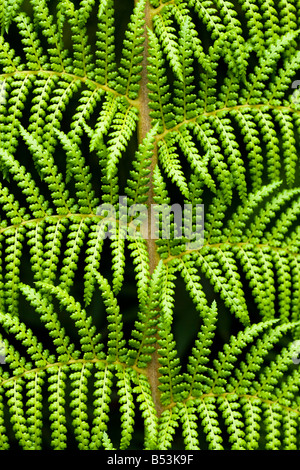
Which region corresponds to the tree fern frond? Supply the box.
[0,0,299,452]
[128,236,150,308]
[153,6,184,82]
[132,371,158,450]
[115,365,135,450]
[237,0,264,56]
[175,126,216,193]
[157,319,183,406]
[125,124,157,207]
[184,300,218,396]
[69,361,92,449]
[90,362,114,450]
[95,0,117,87]
[171,1,207,68]
[243,29,300,103]
[0,74,33,155]
[210,114,247,201]
[29,0,70,71]
[0,0,24,34]
[42,217,68,284]
[47,365,68,450]
[127,260,162,367]
[198,396,223,450]
[14,12,47,71]
[19,283,78,362]
[115,0,146,100]
[110,223,126,296]
[157,136,190,199]
[178,401,200,450]
[192,120,233,203]
[37,282,103,359]
[106,99,139,180]
[0,148,49,218]
[64,0,95,78]
[95,272,127,363]
[257,0,280,44]
[89,93,119,152]
[157,407,180,450]
[19,126,73,213]
[54,129,98,211]
[147,28,176,132]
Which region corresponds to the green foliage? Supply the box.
[0,0,299,451]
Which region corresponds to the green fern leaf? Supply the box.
[0,0,299,452]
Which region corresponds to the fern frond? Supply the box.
[132,371,158,450]
[153,6,184,82]
[55,129,98,212]
[192,120,233,203]
[0,0,23,34]
[125,125,157,207]
[95,0,116,87]
[184,300,218,396]
[89,93,119,152]
[157,136,190,199]
[95,272,127,363]
[14,12,47,71]
[115,365,135,450]
[37,282,103,359]
[64,0,95,78]
[30,0,70,71]
[147,28,176,132]
[47,365,68,449]
[197,397,223,450]
[115,0,145,100]
[128,236,150,308]
[69,361,93,449]
[19,283,77,362]
[128,260,162,368]
[19,126,73,214]
[176,126,216,193]
[0,0,299,452]
[0,148,49,218]
[157,319,183,406]
[106,99,139,180]
[178,401,200,450]
[89,362,114,449]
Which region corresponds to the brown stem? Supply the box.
[135,0,163,418]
